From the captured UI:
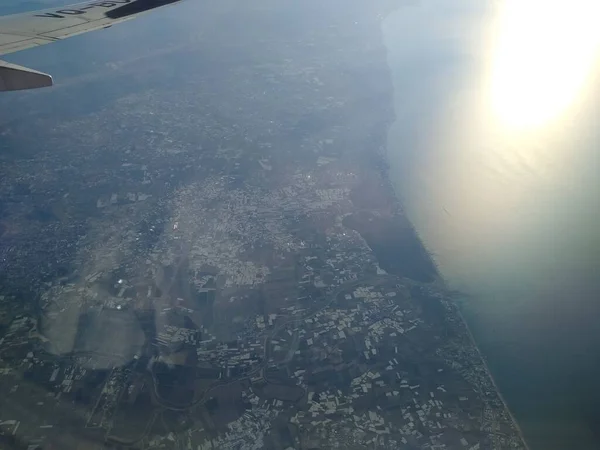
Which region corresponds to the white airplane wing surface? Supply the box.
[0,0,183,91]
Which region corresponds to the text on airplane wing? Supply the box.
[0,0,184,91]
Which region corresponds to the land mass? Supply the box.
[0,0,527,449]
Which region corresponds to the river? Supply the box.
[382,1,600,449]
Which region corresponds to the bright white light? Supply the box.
[487,0,600,130]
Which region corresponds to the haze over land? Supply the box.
[2,0,599,449]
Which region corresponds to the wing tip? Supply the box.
[0,60,52,92]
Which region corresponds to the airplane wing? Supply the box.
[0,0,183,92]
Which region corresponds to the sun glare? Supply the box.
[487,0,600,130]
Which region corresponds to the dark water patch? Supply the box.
[26,208,58,223]
[349,171,395,212]
[585,406,600,443]
[10,182,31,196]
[343,211,436,282]
[409,285,447,327]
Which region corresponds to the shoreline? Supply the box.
[381,7,531,449]
[456,303,532,450]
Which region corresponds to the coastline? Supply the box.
[456,302,531,450]
[380,6,530,449]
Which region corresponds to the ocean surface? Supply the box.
[382,1,600,449]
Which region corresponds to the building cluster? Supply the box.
[195,337,265,377]
[0,5,528,447]
[189,390,277,450]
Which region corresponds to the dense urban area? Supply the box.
[0,0,527,448]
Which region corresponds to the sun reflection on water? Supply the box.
[487,0,600,131]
